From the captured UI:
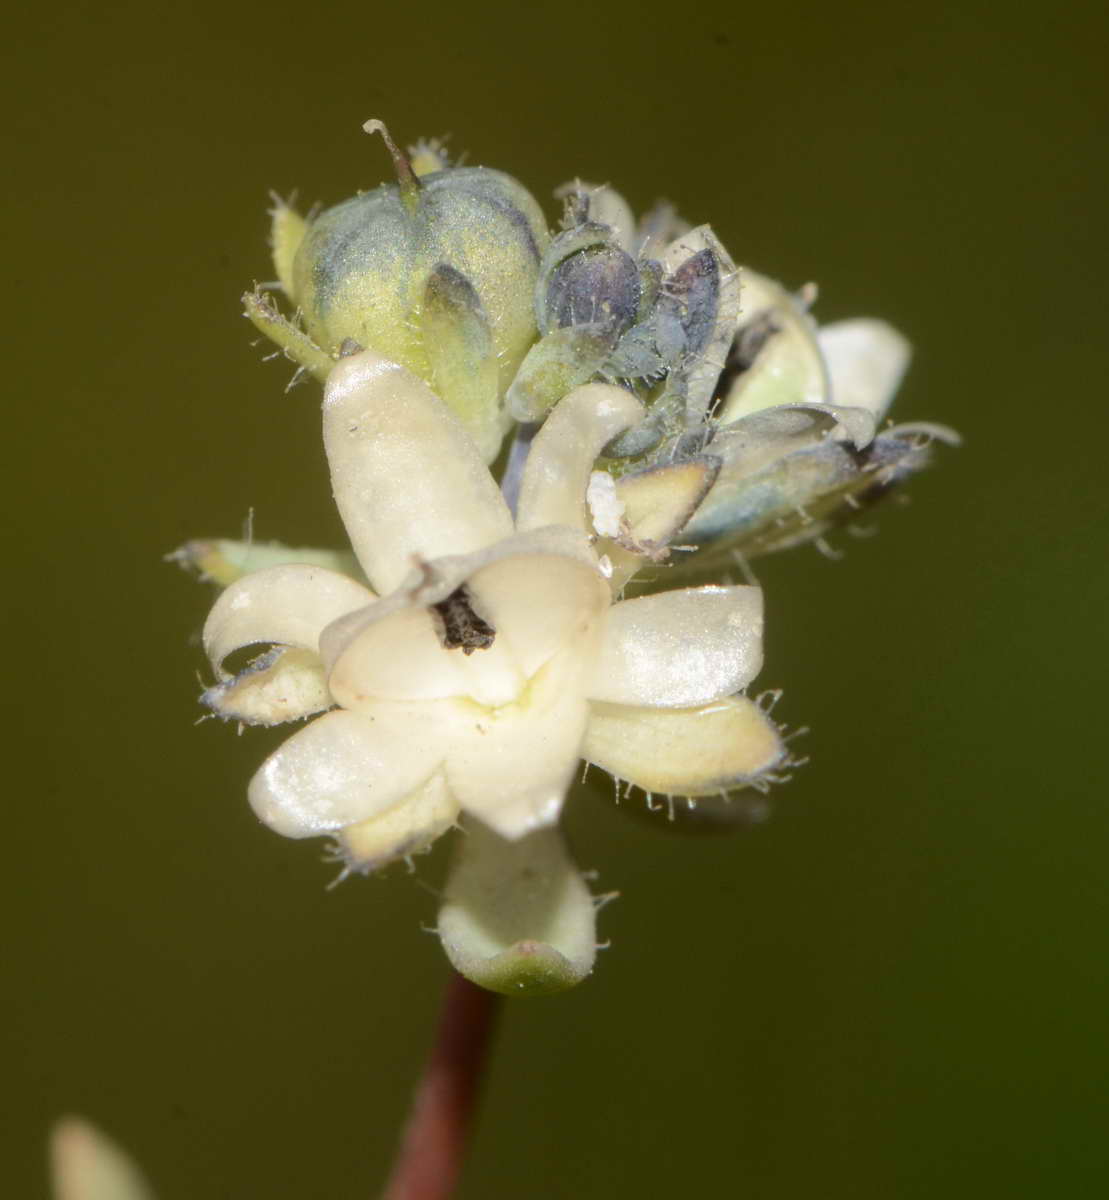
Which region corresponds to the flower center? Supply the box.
[431,586,496,655]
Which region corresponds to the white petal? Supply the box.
[466,543,609,679]
[583,695,785,796]
[715,268,829,424]
[322,529,601,707]
[327,597,524,710]
[322,350,512,593]
[336,773,459,873]
[818,318,911,427]
[438,822,596,995]
[203,564,374,674]
[202,646,331,725]
[319,549,475,673]
[51,1118,155,1200]
[248,706,447,838]
[514,383,643,534]
[444,653,592,839]
[589,586,763,707]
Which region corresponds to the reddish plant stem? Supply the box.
[381,972,502,1200]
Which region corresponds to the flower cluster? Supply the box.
[178,121,953,993]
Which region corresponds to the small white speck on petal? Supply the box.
[586,471,625,538]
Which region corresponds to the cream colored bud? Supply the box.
[438,822,597,996]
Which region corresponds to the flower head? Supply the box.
[202,351,783,856]
[180,129,955,992]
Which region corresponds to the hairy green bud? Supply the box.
[247,119,550,460]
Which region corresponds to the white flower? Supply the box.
[201,350,785,862]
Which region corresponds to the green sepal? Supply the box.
[242,287,333,381]
[506,325,615,422]
[169,538,362,587]
[420,264,505,462]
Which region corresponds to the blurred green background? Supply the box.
[5,0,1106,1195]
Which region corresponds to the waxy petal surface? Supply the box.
[337,773,460,872]
[819,317,911,427]
[248,706,448,838]
[583,695,784,796]
[467,548,608,679]
[323,351,512,593]
[589,586,763,707]
[322,528,600,707]
[444,654,592,839]
[328,600,524,710]
[515,383,642,533]
[203,564,374,673]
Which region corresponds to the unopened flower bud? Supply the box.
[670,272,958,562]
[246,119,550,460]
[682,408,959,560]
[438,822,598,996]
